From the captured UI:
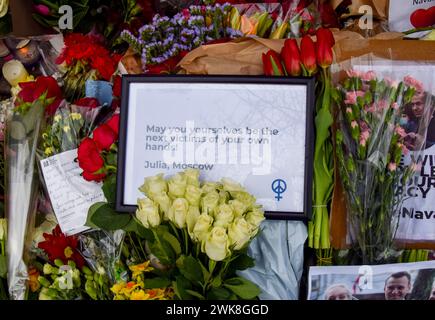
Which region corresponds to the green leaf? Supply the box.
[102,174,117,204]
[174,275,194,300]
[228,254,255,273]
[185,290,205,300]
[85,202,107,229]
[0,256,7,278]
[90,204,131,230]
[177,255,203,285]
[160,231,181,257]
[223,277,261,300]
[207,287,232,300]
[199,260,210,283]
[149,230,175,265]
[143,277,172,289]
[123,217,154,241]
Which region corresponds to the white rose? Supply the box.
[245,207,265,235]
[185,184,202,206]
[201,182,220,194]
[221,177,245,192]
[186,206,200,237]
[192,214,213,243]
[201,191,219,215]
[153,192,171,219]
[168,172,187,199]
[203,227,230,261]
[168,198,189,228]
[229,199,249,217]
[184,168,200,187]
[218,190,230,204]
[139,173,167,200]
[136,198,161,228]
[232,191,256,208]
[0,0,8,18]
[228,217,251,250]
[213,204,234,228]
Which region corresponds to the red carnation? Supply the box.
[93,124,117,151]
[77,138,106,182]
[38,225,85,268]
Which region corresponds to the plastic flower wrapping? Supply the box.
[333,69,433,265]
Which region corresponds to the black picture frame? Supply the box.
[116,75,315,221]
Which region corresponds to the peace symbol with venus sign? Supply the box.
[271,179,287,201]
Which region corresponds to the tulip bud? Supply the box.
[300,35,317,75]
[281,39,302,76]
[262,50,285,76]
[316,28,335,49]
[316,40,333,69]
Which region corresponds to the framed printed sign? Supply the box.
[116,75,315,220]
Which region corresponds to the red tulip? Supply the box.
[300,36,317,75]
[316,40,333,69]
[262,50,285,76]
[316,27,335,49]
[281,39,302,76]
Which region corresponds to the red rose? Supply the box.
[74,97,100,108]
[93,124,117,151]
[77,138,106,181]
[112,76,122,98]
[106,114,120,136]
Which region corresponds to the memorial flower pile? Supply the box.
[334,71,423,264]
[86,169,265,300]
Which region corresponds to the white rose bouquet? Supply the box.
[132,169,265,300]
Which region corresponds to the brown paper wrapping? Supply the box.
[331,38,435,250]
[179,31,369,75]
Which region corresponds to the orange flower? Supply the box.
[28,267,41,292]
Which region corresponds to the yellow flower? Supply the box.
[54,115,62,122]
[129,261,153,279]
[70,112,82,121]
[130,290,149,300]
[44,147,53,156]
[111,282,126,295]
[63,126,71,133]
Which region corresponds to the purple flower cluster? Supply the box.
[120,2,241,70]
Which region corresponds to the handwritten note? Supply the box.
[40,149,105,235]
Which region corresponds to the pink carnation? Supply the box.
[391,102,399,110]
[388,162,397,172]
[377,99,389,110]
[346,107,353,114]
[351,120,358,128]
[360,130,370,141]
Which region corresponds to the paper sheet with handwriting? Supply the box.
[40,149,105,235]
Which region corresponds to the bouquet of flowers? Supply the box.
[87,169,265,300]
[77,113,119,182]
[6,76,62,300]
[334,70,426,264]
[120,2,243,73]
[27,225,113,300]
[56,33,121,101]
[262,29,335,264]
